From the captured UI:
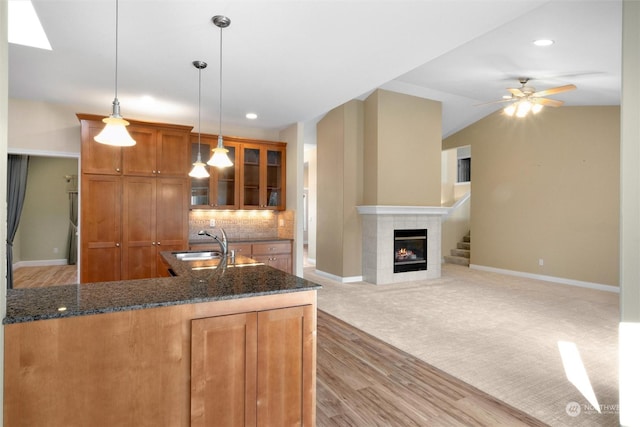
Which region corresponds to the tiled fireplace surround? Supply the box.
[358,206,448,285]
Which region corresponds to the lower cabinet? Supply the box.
[191,240,292,273]
[251,241,292,273]
[4,292,317,427]
[191,305,314,426]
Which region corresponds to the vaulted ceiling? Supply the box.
[9,0,621,140]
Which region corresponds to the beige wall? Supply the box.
[445,106,620,286]
[280,122,304,276]
[363,89,442,206]
[316,100,363,278]
[17,157,78,263]
[8,98,281,156]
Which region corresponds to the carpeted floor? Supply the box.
[308,263,619,427]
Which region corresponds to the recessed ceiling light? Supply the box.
[8,0,52,50]
[246,113,258,120]
[533,39,554,47]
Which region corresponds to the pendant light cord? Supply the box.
[114,0,119,100]
[198,65,202,154]
[218,25,223,141]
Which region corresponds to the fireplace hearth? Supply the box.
[394,229,427,273]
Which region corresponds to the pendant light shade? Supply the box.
[206,15,233,169]
[95,0,136,147]
[189,60,210,179]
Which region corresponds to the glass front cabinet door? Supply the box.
[189,134,239,209]
[190,136,285,211]
[241,143,286,210]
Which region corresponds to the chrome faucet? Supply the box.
[198,228,228,256]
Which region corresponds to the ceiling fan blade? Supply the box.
[535,98,564,107]
[474,98,513,107]
[508,88,524,97]
[531,84,577,98]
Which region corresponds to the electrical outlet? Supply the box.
[538,258,544,266]
[209,219,216,227]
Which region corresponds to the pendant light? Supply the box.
[207,15,233,168]
[189,61,210,179]
[94,0,136,147]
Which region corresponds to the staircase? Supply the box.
[444,232,470,266]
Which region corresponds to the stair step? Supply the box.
[444,255,470,266]
[450,248,470,258]
[463,235,471,243]
[457,242,470,250]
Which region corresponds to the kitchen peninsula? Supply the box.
[4,251,320,426]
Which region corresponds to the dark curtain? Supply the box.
[67,191,78,265]
[6,154,30,289]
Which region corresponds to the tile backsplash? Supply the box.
[189,210,295,241]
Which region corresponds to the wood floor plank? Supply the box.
[13,265,78,288]
[317,309,549,427]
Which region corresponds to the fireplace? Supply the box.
[358,205,447,284]
[394,229,427,273]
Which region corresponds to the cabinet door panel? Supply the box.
[122,177,156,280]
[257,305,314,426]
[191,312,257,427]
[81,120,122,175]
[122,127,157,176]
[81,175,121,283]
[158,130,189,177]
[156,178,188,248]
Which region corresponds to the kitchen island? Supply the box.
[4,251,320,426]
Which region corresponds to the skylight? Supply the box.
[8,0,52,50]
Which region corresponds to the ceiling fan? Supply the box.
[482,78,577,117]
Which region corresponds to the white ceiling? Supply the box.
[9,0,622,141]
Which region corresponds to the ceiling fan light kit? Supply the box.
[499,77,576,118]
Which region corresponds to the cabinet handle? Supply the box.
[152,170,157,174]
[157,242,161,246]
[115,243,120,247]
[152,242,156,246]
[115,168,121,172]
[157,171,161,174]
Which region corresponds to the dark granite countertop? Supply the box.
[4,251,320,325]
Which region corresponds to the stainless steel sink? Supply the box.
[173,251,223,261]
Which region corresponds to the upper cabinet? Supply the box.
[77,114,192,177]
[189,134,286,211]
[190,134,240,209]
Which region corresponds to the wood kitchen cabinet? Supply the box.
[189,135,286,210]
[4,291,317,427]
[78,114,191,283]
[122,177,189,279]
[251,241,292,273]
[241,143,286,210]
[190,240,292,273]
[78,114,191,177]
[124,126,190,177]
[191,304,314,426]
[79,118,122,175]
[80,174,122,283]
[189,134,239,208]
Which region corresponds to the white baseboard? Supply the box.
[13,259,69,270]
[314,269,363,283]
[470,264,620,293]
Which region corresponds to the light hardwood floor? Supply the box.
[12,265,78,288]
[317,310,548,426]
